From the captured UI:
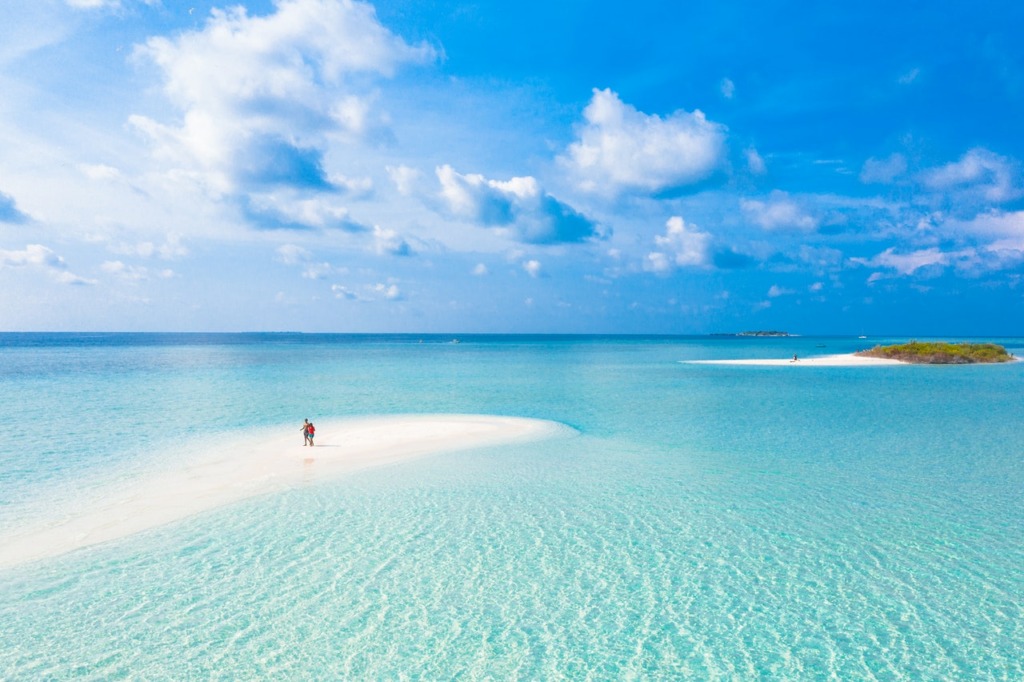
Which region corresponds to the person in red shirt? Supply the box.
[307,421,315,446]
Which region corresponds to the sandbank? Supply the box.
[683,353,904,367]
[0,414,570,569]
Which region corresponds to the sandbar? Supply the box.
[683,353,904,367]
[0,414,570,569]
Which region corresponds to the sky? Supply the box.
[2,0,1024,334]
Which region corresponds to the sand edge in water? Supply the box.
[0,414,571,569]
[683,353,904,366]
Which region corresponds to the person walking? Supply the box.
[301,419,311,446]
[307,421,315,446]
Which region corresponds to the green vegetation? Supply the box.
[855,341,1014,364]
[737,330,790,337]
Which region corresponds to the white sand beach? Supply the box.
[0,414,570,569]
[684,353,905,366]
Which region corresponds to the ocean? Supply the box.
[1,333,1022,679]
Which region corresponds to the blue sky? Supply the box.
[2,0,1024,334]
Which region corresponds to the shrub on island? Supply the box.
[855,341,1013,364]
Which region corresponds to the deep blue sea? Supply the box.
[1,333,1022,679]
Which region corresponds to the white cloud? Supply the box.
[101,260,150,281]
[741,191,818,231]
[301,262,334,280]
[325,173,374,197]
[523,259,542,278]
[767,284,793,297]
[472,263,488,276]
[561,88,727,194]
[435,165,601,244]
[245,191,367,231]
[922,148,1018,202]
[371,282,401,299]
[65,0,120,8]
[851,247,955,276]
[276,243,334,279]
[745,147,766,175]
[386,164,422,196]
[0,244,93,284]
[720,78,735,99]
[331,284,358,300]
[860,153,907,184]
[942,209,1024,239]
[898,67,921,85]
[332,280,401,301]
[644,216,712,272]
[0,244,66,269]
[130,0,435,198]
[372,224,412,256]
[79,163,123,182]
[109,234,188,260]
[981,238,1024,268]
[276,244,311,265]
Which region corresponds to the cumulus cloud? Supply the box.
[741,191,818,231]
[522,259,542,278]
[244,191,370,231]
[946,209,1024,238]
[79,163,123,182]
[108,234,188,260]
[371,282,401,299]
[130,0,434,211]
[386,165,422,196]
[767,284,793,297]
[851,247,958,276]
[720,78,735,99]
[921,148,1018,202]
[276,243,311,265]
[372,224,412,256]
[860,153,907,184]
[276,243,336,279]
[331,284,357,300]
[0,244,93,284]
[101,260,172,281]
[561,88,727,194]
[472,263,488,276]
[435,165,603,244]
[745,147,766,175]
[981,238,1024,269]
[850,207,1024,277]
[644,216,712,272]
[332,282,404,301]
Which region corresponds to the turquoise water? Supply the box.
[1,334,1022,679]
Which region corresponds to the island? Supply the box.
[855,341,1014,364]
[736,330,790,337]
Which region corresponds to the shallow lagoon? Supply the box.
[1,334,1022,678]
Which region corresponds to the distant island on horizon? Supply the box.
[709,330,792,337]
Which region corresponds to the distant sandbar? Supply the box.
[684,353,904,367]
